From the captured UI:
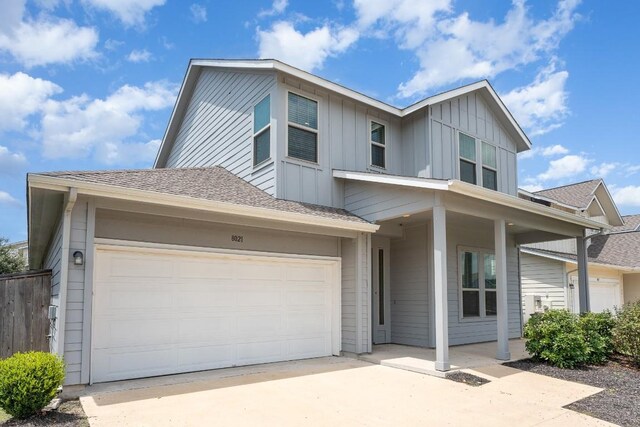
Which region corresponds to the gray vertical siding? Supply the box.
[400,110,430,178]
[520,253,567,310]
[445,217,522,345]
[165,69,277,195]
[276,75,403,208]
[64,200,88,385]
[429,92,519,195]
[43,218,63,354]
[390,224,429,346]
[341,238,357,353]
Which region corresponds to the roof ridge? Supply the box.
[534,178,602,194]
[33,166,223,176]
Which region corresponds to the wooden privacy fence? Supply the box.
[0,270,51,359]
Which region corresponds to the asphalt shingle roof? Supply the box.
[611,214,640,233]
[37,166,369,224]
[533,179,601,209]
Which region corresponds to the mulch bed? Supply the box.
[505,355,640,427]
[445,371,490,387]
[1,401,88,427]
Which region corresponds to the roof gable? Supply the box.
[155,59,532,167]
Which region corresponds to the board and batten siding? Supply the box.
[164,69,277,195]
[390,223,429,346]
[429,92,519,195]
[276,75,402,208]
[43,217,63,354]
[446,217,521,345]
[400,110,430,178]
[339,235,370,354]
[519,253,567,310]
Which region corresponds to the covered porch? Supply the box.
[334,170,606,372]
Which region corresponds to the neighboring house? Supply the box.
[519,180,640,316]
[26,59,605,386]
[7,240,29,268]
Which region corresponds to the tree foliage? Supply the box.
[0,237,27,275]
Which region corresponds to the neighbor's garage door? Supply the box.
[590,278,622,313]
[91,245,340,383]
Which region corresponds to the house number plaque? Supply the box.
[231,235,244,243]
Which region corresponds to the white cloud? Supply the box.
[81,0,166,27]
[0,72,61,132]
[258,21,358,71]
[537,154,589,181]
[0,191,21,207]
[189,4,207,23]
[40,80,178,162]
[0,1,99,67]
[612,186,640,207]
[104,38,124,51]
[97,139,161,165]
[501,61,569,136]
[259,0,288,17]
[127,49,152,63]
[590,162,617,178]
[0,146,27,174]
[541,144,569,156]
[626,165,640,175]
[520,183,544,192]
[387,0,581,98]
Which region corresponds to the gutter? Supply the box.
[56,187,77,356]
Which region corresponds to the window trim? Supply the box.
[368,117,388,170]
[252,94,272,169]
[457,132,499,191]
[285,90,320,165]
[458,246,498,322]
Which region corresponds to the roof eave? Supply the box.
[28,174,379,234]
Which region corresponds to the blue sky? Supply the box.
[1,0,639,242]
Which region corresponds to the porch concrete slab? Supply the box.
[359,339,530,377]
[80,356,613,427]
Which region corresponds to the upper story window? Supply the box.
[459,133,477,185]
[482,142,497,191]
[459,132,499,191]
[370,120,386,168]
[287,92,318,163]
[460,249,497,319]
[253,95,270,167]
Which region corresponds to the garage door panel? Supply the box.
[92,246,339,383]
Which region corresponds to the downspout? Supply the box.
[567,268,578,313]
[576,228,606,313]
[56,188,78,357]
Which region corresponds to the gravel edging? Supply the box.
[1,401,88,427]
[504,357,640,427]
[445,371,490,387]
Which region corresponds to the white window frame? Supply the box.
[368,117,387,170]
[285,90,320,165]
[458,132,499,191]
[458,246,497,321]
[252,94,272,169]
[481,141,498,191]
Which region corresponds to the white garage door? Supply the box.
[590,278,621,313]
[92,245,340,383]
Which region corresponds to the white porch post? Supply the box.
[433,202,449,371]
[576,231,590,313]
[495,219,510,361]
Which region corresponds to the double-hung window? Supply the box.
[287,92,318,163]
[253,95,271,166]
[460,248,497,318]
[482,142,497,191]
[459,133,477,185]
[370,121,386,168]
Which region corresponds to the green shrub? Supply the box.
[612,301,640,366]
[524,310,590,368]
[0,352,65,419]
[579,310,615,364]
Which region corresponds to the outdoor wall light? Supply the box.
[73,251,84,266]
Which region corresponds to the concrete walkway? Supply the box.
[360,339,530,377]
[80,356,615,427]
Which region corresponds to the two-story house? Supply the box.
[519,180,640,316]
[26,59,606,386]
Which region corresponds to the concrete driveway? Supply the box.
[79,357,614,427]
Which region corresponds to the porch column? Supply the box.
[576,232,590,313]
[494,219,510,360]
[433,203,449,371]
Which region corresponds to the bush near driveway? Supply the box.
[578,311,616,365]
[524,310,589,368]
[0,352,65,419]
[612,301,640,366]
